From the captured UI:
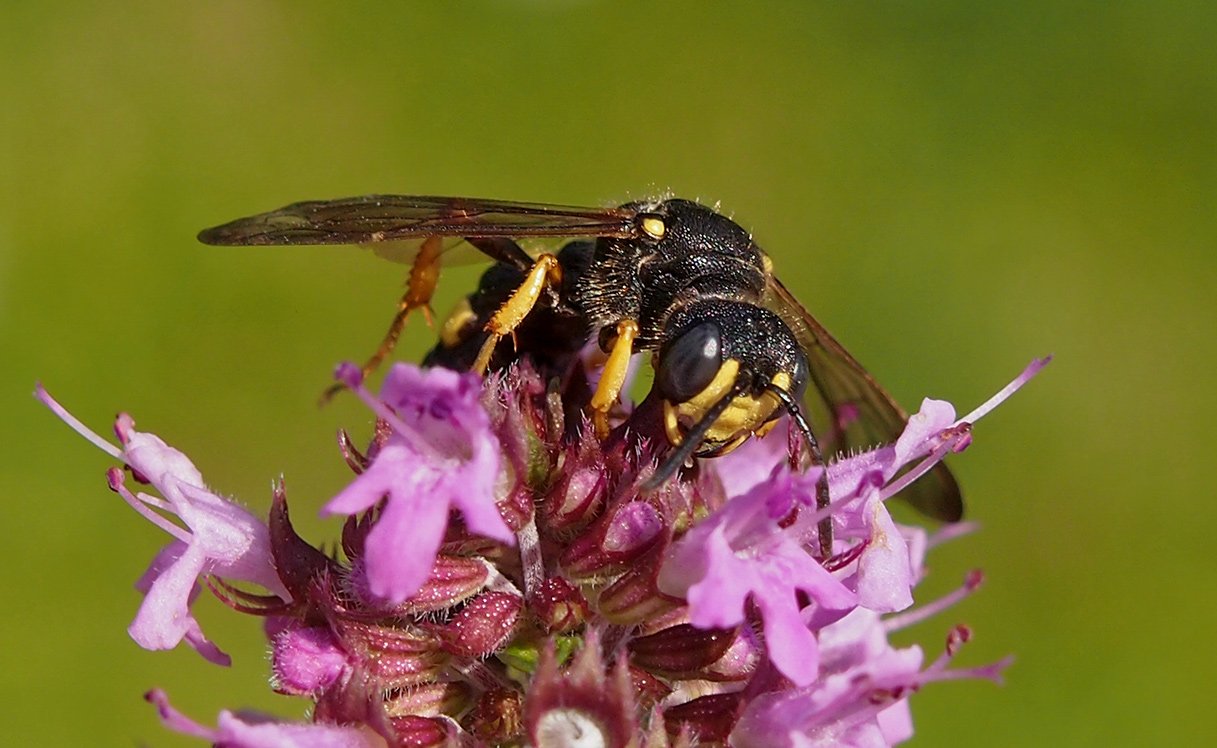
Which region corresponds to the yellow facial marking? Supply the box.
[705,433,749,458]
[754,418,779,439]
[641,216,666,240]
[684,359,741,413]
[439,297,477,348]
[664,400,684,445]
[665,365,793,449]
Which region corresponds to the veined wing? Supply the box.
[763,274,964,522]
[198,194,640,266]
[198,195,639,245]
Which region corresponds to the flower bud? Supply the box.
[440,590,523,659]
[336,620,445,688]
[494,481,537,533]
[595,549,679,624]
[350,554,492,615]
[530,577,591,634]
[390,716,456,748]
[468,688,524,745]
[662,693,742,744]
[488,365,553,492]
[385,681,471,718]
[560,501,664,579]
[541,431,607,532]
[627,624,737,679]
[627,664,672,712]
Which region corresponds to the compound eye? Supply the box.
[657,322,723,403]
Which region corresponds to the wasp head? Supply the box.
[652,299,810,476]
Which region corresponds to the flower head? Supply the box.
[36,385,286,665]
[42,353,1047,746]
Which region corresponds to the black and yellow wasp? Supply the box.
[199,195,962,534]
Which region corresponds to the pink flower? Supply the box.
[147,689,387,748]
[322,363,514,604]
[731,600,1009,747]
[36,385,287,665]
[658,467,857,686]
[660,359,1048,688]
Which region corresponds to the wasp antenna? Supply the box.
[764,385,819,462]
[766,383,834,558]
[642,381,746,491]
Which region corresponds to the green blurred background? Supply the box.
[3,1,1213,745]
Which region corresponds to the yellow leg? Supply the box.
[471,254,562,373]
[322,236,442,402]
[590,318,639,438]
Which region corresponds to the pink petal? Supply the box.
[363,479,450,602]
[130,541,232,666]
[855,499,914,613]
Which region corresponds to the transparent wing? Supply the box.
[763,274,964,522]
[199,194,638,245]
[361,236,482,266]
